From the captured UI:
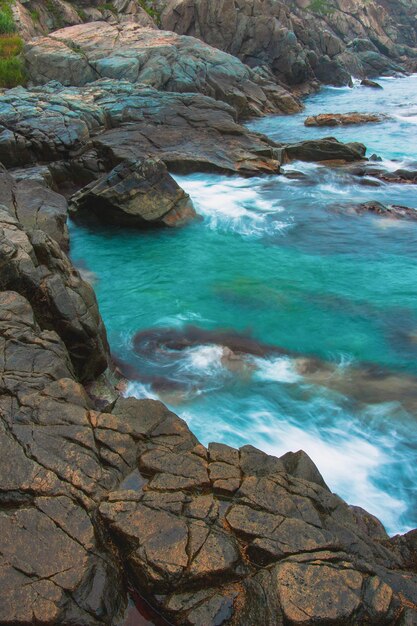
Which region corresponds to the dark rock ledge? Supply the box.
[0,205,417,625]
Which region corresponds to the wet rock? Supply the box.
[282,138,367,163]
[96,394,417,624]
[0,80,281,176]
[347,201,417,220]
[0,165,69,249]
[361,78,383,89]
[0,210,109,381]
[24,21,301,118]
[305,112,385,127]
[70,158,197,228]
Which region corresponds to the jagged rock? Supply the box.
[70,158,197,227]
[281,137,367,163]
[344,201,417,220]
[24,21,301,118]
[0,165,69,249]
[1,279,417,624]
[159,0,415,87]
[96,396,417,625]
[0,210,109,381]
[361,78,383,88]
[0,81,281,176]
[305,112,385,126]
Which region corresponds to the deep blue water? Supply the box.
[71,75,417,535]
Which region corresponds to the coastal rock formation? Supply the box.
[0,165,69,249]
[281,137,367,163]
[0,209,108,381]
[24,21,301,118]
[345,200,417,220]
[0,205,417,623]
[0,81,282,177]
[70,159,197,227]
[305,112,385,126]
[159,0,416,86]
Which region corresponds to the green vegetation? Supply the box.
[306,0,335,16]
[76,7,87,21]
[30,9,40,22]
[99,2,117,14]
[137,0,161,25]
[46,0,64,28]
[0,0,16,34]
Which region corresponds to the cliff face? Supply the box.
[159,0,417,85]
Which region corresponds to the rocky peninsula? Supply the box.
[1,1,417,624]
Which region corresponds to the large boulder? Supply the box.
[70,159,197,227]
[282,137,367,163]
[24,21,301,118]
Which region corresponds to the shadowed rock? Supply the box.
[282,138,367,163]
[0,165,69,249]
[361,79,383,89]
[70,159,197,228]
[0,210,109,381]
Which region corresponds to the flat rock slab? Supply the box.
[70,158,197,227]
[24,21,301,118]
[0,81,281,176]
[305,112,386,126]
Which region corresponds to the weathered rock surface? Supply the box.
[281,137,367,163]
[1,215,417,623]
[361,78,383,88]
[24,21,301,118]
[0,209,109,381]
[70,159,197,227]
[0,165,69,249]
[0,80,282,176]
[345,200,417,220]
[159,0,416,87]
[305,112,385,126]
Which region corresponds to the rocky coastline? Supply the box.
[1,1,417,624]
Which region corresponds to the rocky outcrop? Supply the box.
[281,137,367,162]
[0,165,69,249]
[0,80,282,177]
[0,209,109,381]
[305,112,385,126]
[159,0,416,87]
[70,159,197,227]
[361,78,384,88]
[24,21,301,118]
[1,203,417,624]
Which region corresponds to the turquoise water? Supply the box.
[70,75,417,535]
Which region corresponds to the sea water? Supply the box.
[70,75,417,535]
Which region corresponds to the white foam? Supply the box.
[252,356,301,383]
[174,174,290,238]
[181,344,224,374]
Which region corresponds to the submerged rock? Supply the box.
[346,201,417,220]
[24,21,301,118]
[0,210,109,381]
[305,112,385,127]
[70,159,197,228]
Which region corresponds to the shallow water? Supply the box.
[71,75,417,535]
